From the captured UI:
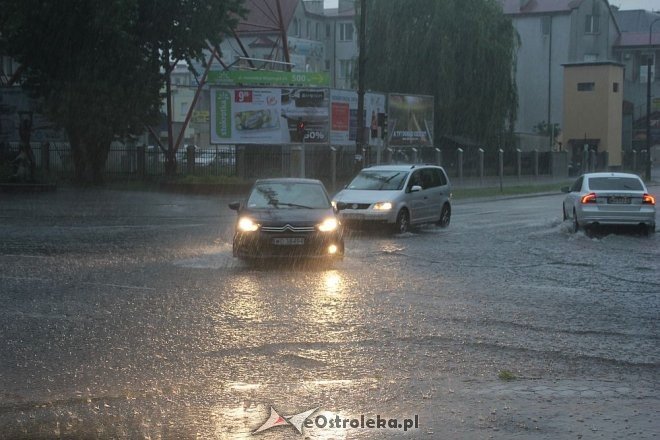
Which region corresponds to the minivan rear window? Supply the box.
[588,177,643,191]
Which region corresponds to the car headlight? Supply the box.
[373,202,393,210]
[237,217,259,232]
[318,217,338,232]
[331,200,337,209]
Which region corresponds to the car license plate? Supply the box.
[272,237,304,245]
[608,196,630,204]
[343,213,365,220]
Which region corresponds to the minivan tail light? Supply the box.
[581,192,597,204]
[642,193,656,205]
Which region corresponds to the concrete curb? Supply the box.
[0,183,57,193]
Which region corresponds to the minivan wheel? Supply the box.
[394,209,410,234]
[437,203,451,228]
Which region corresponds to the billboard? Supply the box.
[329,90,386,146]
[210,87,329,145]
[387,94,434,146]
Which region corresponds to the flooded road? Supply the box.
[0,188,658,439]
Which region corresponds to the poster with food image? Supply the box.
[211,87,331,145]
[211,88,283,144]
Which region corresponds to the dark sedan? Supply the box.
[229,178,344,261]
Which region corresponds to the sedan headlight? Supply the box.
[318,217,339,232]
[373,202,393,210]
[237,217,259,232]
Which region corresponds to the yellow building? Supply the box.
[562,62,624,170]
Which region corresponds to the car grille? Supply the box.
[260,224,316,233]
[345,203,371,210]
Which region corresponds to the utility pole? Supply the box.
[355,0,367,172]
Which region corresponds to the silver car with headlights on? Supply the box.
[561,172,656,235]
[333,165,452,233]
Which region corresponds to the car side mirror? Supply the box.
[560,186,570,193]
[228,201,241,211]
[410,185,422,192]
[335,202,347,211]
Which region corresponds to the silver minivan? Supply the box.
[333,165,452,233]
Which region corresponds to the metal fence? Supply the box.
[3,142,649,185]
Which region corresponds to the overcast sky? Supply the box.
[323,0,659,12]
[610,0,660,11]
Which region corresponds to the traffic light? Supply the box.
[296,119,305,133]
[380,113,388,139]
[296,118,306,143]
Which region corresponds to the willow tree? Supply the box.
[363,0,518,146]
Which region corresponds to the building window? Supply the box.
[640,54,655,83]
[339,23,354,41]
[577,82,595,91]
[613,82,619,92]
[316,22,320,40]
[325,60,330,71]
[293,18,300,37]
[339,59,353,79]
[585,15,600,34]
[306,20,310,38]
[326,24,331,39]
[541,16,551,35]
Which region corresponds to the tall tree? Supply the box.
[363,0,518,147]
[0,0,244,183]
[135,0,245,176]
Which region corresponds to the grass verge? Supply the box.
[452,181,571,199]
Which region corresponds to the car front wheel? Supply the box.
[394,209,410,234]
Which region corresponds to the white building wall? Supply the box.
[512,14,571,140]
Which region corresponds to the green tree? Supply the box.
[135,0,245,176]
[363,0,518,147]
[0,0,244,183]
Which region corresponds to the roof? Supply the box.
[234,0,328,36]
[612,9,660,47]
[562,61,625,67]
[363,164,442,171]
[498,0,584,16]
[581,172,644,179]
[255,177,324,184]
[235,0,299,35]
[248,36,278,48]
[613,9,660,33]
[615,32,660,47]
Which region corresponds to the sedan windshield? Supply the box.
[347,170,409,190]
[247,182,330,209]
[588,177,644,191]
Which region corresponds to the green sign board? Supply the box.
[207,70,329,87]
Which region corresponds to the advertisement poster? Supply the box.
[329,90,386,146]
[210,88,330,145]
[387,94,434,146]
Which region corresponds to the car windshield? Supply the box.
[347,170,409,190]
[588,177,644,191]
[247,182,330,209]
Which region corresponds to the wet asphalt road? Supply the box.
[0,187,658,439]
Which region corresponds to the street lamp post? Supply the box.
[646,17,660,181]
